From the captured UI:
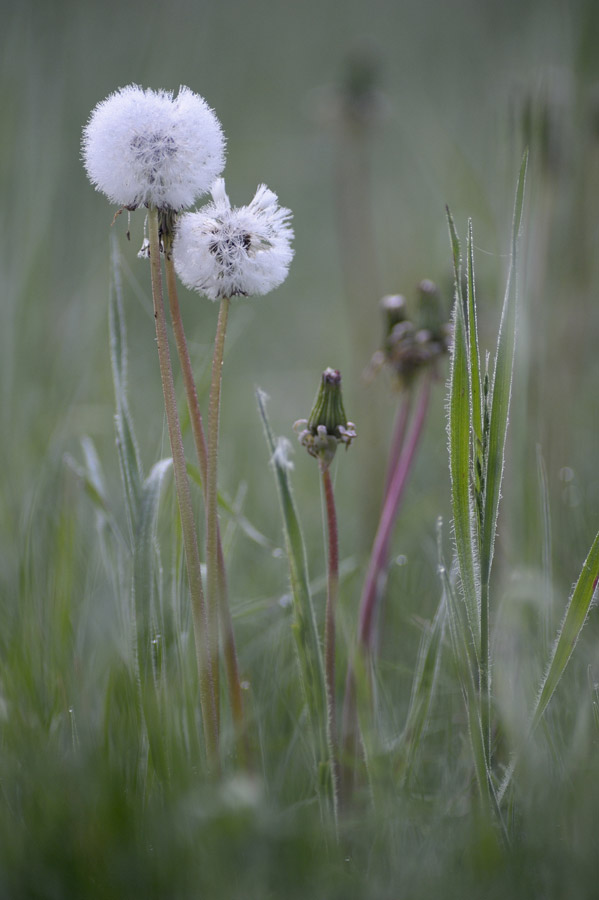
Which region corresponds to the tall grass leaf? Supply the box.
[530,528,599,733]
[109,236,143,539]
[440,553,506,836]
[398,592,446,786]
[466,220,483,449]
[186,463,276,551]
[536,445,553,648]
[446,208,480,655]
[498,528,599,802]
[63,443,126,550]
[480,151,528,587]
[256,390,328,775]
[133,457,173,781]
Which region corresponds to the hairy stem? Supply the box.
[147,207,219,770]
[205,295,231,733]
[164,255,248,764]
[321,462,340,821]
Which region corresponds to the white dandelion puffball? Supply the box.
[173,179,294,300]
[82,84,225,210]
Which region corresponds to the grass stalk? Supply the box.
[147,206,219,770]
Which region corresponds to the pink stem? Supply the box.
[358,372,433,650]
[384,388,413,495]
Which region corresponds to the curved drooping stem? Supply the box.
[164,256,247,764]
[147,206,219,770]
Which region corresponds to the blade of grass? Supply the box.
[498,528,599,801]
[480,150,528,589]
[531,529,599,732]
[466,219,483,452]
[439,546,507,838]
[446,208,480,659]
[109,236,143,541]
[133,457,173,782]
[397,591,446,787]
[536,445,553,649]
[256,390,329,797]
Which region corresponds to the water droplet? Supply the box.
[559,466,574,482]
[395,554,408,566]
[272,548,284,559]
[278,593,292,608]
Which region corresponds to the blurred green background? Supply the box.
[2,0,599,896]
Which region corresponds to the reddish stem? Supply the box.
[384,388,413,495]
[321,462,340,815]
[358,371,433,650]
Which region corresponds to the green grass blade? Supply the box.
[256,390,328,772]
[133,457,173,781]
[531,529,599,733]
[446,208,480,655]
[536,445,554,648]
[186,462,276,551]
[499,529,599,802]
[440,552,506,836]
[466,219,483,450]
[109,236,143,539]
[398,592,446,786]
[480,151,528,587]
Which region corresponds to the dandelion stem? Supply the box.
[384,388,413,495]
[147,206,219,770]
[359,371,433,651]
[321,462,341,820]
[164,255,248,765]
[205,295,231,734]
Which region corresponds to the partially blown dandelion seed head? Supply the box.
[82,84,225,210]
[172,178,294,300]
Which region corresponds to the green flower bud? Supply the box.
[294,368,356,467]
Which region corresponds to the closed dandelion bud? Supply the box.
[294,368,356,468]
[380,294,408,337]
[417,279,445,341]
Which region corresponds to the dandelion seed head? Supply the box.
[82,84,225,210]
[172,178,294,300]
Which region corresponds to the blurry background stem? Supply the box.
[164,255,248,766]
[147,206,219,770]
[359,370,433,651]
[332,49,384,541]
[384,386,413,495]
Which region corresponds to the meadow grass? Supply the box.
[3,1,599,896]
